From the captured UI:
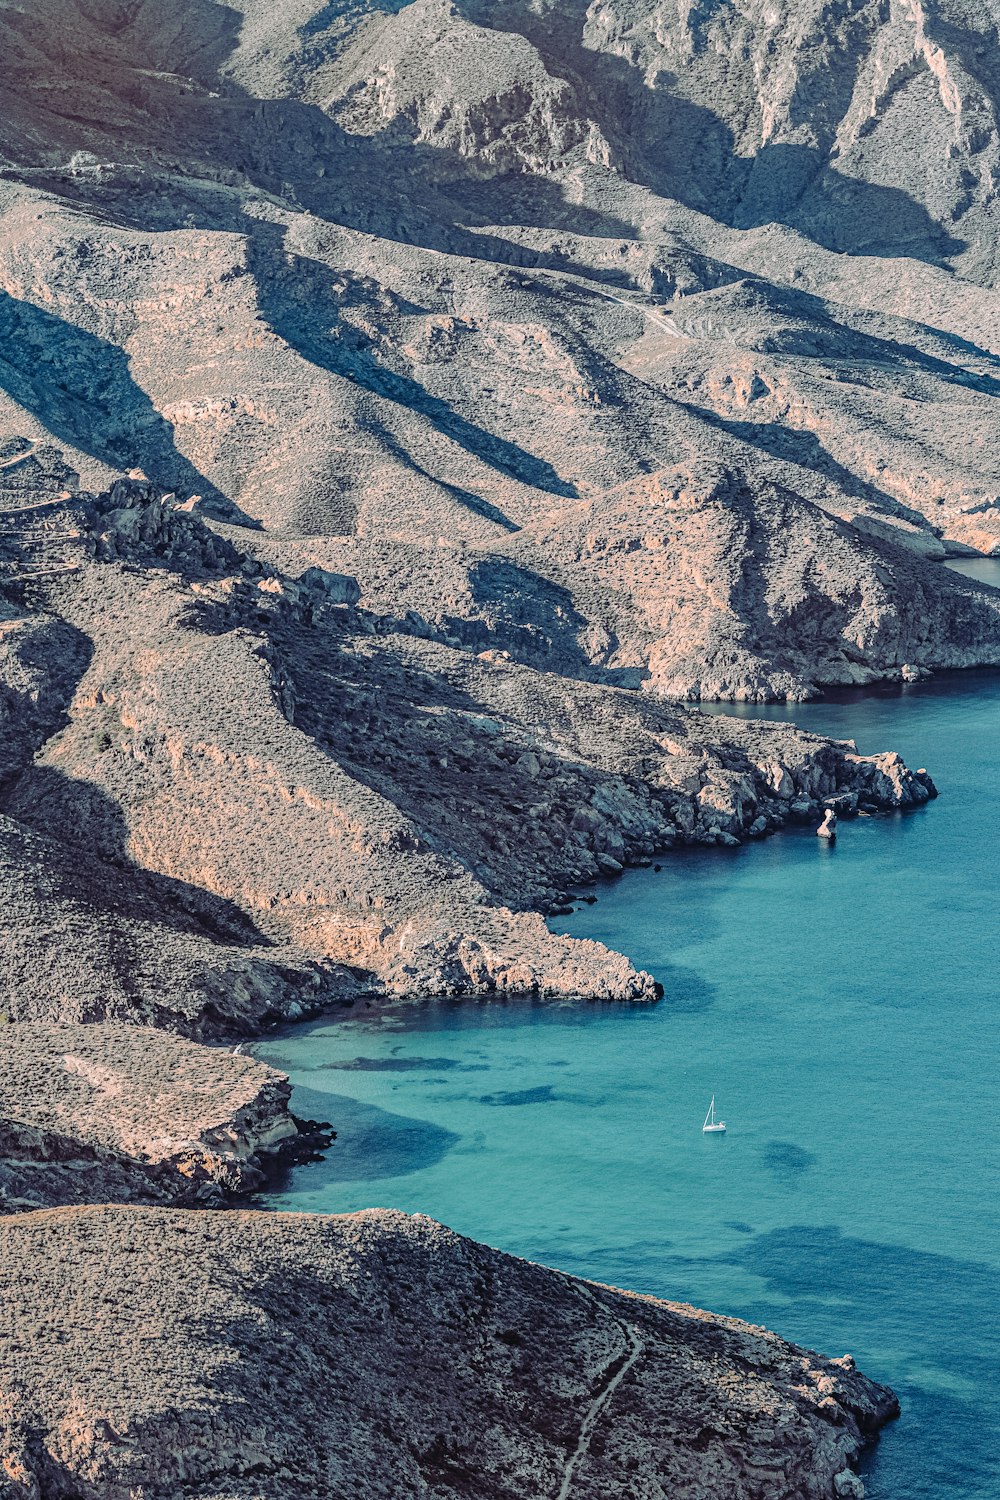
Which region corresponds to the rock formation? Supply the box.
[0,1206,898,1500]
[0,1022,325,1213]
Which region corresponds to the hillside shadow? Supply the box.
[245,225,575,503]
[0,291,237,510]
[0,618,91,797]
[2,761,271,953]
[718,274,1000,393]
[264,1083,459,1185]
[703,417,918,518]
[462,554,595,665]
[456,0,963,265]
[364,417,520,533]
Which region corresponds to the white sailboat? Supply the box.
[702,1095,726,1134]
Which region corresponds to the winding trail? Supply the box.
[585,285,694,339]
[0,439,40,471]
[554,1290,644,1500]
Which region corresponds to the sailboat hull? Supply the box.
[702,1123,726,1133]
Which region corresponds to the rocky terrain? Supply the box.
[0,1,991,1490]
[0,443,937,1035]
[0,1206,898,1500]
[0,1022,330,1213]
[0,0,999,709]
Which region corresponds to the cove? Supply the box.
[258,669,1000,1500]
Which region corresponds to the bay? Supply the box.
[259,669,1000,1500]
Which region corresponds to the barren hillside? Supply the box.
[2,5,977,1490]
[0,1205,899,1500]
[0,0,993,1029]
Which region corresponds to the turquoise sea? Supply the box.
[259,664,1000,1500]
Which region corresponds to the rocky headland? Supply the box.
[0,1022,328,1214]
[0,1206,898,1500]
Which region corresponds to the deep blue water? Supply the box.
[259,670,1000,1500]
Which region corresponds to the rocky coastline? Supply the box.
[0,1022,330,1215]
[0,1207,899,1500]
[0,449,926,1495]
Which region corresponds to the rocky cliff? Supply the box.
[0,1022,324,1213]
[0,1205,898,1500]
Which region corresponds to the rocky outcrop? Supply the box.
[0,1205,898,1500]
[0,1023,325,1212]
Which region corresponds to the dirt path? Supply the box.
[554,1292,643,1500]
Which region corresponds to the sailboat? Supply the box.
[702,1096,726,1134]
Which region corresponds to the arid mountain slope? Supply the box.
[3,0,988,1018]
[0,1022,319,1213]
[0,1205,898,1500]
[0,0,998,703]
[0,455,935,1030]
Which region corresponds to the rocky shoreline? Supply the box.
[0,1023,330,1214]
[0,1206,899,1500]
[4,0,995,1488]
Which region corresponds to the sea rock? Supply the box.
[834,1469,867,1498]
[817,809,837,840]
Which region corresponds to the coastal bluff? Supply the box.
[0,1206,897,1500]
[0,1023,324,1214]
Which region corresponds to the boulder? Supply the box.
[299,566,362,607]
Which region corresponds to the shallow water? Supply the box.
[942,556,1000,587]
[259,671,1000,1500]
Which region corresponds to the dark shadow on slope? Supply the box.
[697,274,1000,394]
[672,272,1000,392]
[0,291,236,508]
[2,761,271,952]
[454,0,963,265]
[262,619,607,900]
[465,555,593,660]
[703,416,920,520]
[363,418,520,533]
[0,617,92,797]
[730,140,964,261]
[244,225,577,502]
